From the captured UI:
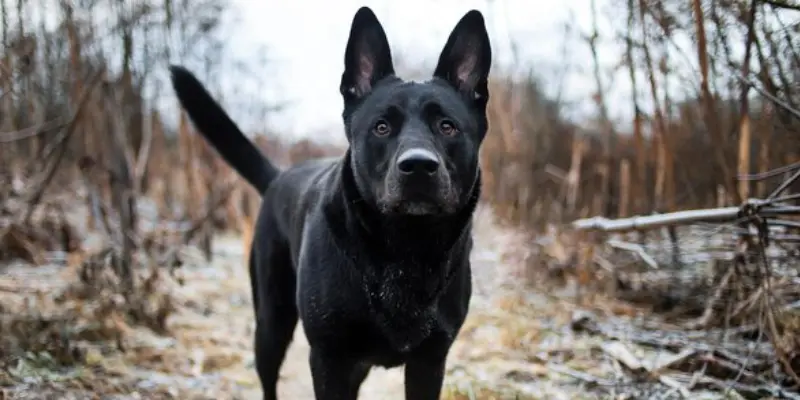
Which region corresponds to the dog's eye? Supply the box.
[438,120,458,136]
[373,120,391,137]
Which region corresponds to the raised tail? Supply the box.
[169,65,279,194]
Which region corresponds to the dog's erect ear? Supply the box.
[340,7,394,102]
[433,10,492,103]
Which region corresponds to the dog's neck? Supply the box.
[323,152,480,351]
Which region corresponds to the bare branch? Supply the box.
[0,117,68,143]
[23,68,106,224]
[762,0,800,12]
[733,71,800,120]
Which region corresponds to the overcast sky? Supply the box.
[220,0,633,143]
[21,0,755,143]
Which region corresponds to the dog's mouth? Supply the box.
[392,200,441,216]
[378,177,458,216]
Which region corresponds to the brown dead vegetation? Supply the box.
[474,0,800,396]
[1,0,799,398]
[0,0,343,397]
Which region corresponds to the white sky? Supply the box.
[221,0,633,143]
[16,0,634,143]
[19,0,772,144]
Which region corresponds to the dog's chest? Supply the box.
[362,259,450,353]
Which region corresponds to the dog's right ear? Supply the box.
[340,6,395,103]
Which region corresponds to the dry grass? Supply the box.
[1,0,799,398]
[2,179,797,399]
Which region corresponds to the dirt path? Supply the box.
[3,203,762,399]
[164,205,540,399]
[3,205,600,399]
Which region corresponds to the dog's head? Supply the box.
[340,7,491,217]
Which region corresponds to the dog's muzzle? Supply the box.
[378,147,456,215]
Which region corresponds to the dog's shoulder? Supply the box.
[267,157,340,201]
[259,156,343,244]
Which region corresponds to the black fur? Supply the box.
[169,7,491,400]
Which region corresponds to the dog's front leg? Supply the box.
[309,347,364,400]
[404,354,448,400]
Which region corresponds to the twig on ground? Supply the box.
[683,267,735,330]
[602,341,692,397]
[608,239,660,269]
[547,364,615,387]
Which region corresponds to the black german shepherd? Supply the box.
[169,6,491,400]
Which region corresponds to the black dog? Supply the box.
[169,6,491,400]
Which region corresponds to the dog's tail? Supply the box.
[169,65,279,194]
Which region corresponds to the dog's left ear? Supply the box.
[433,10,492,104]
[340,7,395,103]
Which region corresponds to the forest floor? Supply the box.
[0,205,747,399]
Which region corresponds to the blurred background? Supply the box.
[1,0,799,398]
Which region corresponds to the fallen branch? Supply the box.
[574,160,800,235]
[573,206,741,232]
[574,203,800,233]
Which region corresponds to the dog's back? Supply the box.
[257,156,340,248]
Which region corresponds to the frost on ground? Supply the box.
[1,205,738,399]
[155,204,578,400]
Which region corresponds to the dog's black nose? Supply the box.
[396,148,440,175]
